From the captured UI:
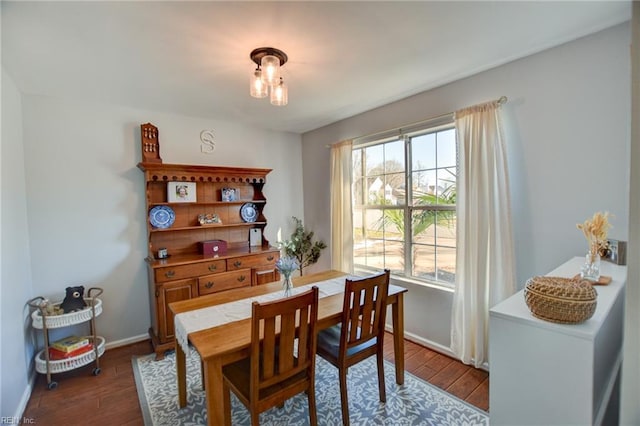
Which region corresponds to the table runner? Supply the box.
[175,276,349,354]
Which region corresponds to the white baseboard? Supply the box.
[386,325,456,358]
[13,369,37,424]
[104,333,149,350]
[384,325,490,372]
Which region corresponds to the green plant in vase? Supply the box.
[280,216,327,276]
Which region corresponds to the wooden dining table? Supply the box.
[169,270,408,426]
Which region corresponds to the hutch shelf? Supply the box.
[138,162,281,359]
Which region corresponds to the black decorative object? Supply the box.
[60,286,87,313]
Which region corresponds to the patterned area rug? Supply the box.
[132,347,489,425]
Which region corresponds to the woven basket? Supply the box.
[524,276,597,324]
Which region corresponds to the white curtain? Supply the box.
[451,100,516,368]
[330,140,354,273]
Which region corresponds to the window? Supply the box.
[352,122,457,286]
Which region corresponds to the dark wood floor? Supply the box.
[23,335,489,424]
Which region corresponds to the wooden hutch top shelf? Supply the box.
[137,162,272,183]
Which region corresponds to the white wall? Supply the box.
[302,23,630,350]
[18,96,303,346]
[1,69,34,419]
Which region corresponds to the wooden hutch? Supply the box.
[138,161,280,358]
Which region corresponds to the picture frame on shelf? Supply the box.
[168,181,196,203]
[250,228,262,246]
[221,187,239,202]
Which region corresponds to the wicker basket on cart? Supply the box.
[31,298,103,329]
[524,276,597,324]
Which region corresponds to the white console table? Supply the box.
[489,257,626,426]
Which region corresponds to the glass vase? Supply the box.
[282,273,293,297]
[580,250,601,282]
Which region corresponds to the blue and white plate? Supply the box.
[149,205,175,229]
[240,203,258,223]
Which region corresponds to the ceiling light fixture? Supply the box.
[250,47,288,106]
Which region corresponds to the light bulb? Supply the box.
[270,78,288,106]
[261,55,280,87]
[250,68,268,98]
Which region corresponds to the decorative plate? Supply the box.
[149,205,175,229]
[240,203,258,223]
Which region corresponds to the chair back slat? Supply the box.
[360,286,375,337]
[297,308,310,364]
[347,290,361,342]
[278,310,296,373]
[261,317,276,380]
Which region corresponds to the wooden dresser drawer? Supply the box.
[198,268,251,295]
[227,252,279,271]
[254,268,280,286]
[155,259,227,283]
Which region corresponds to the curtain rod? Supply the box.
[325,96,507,148]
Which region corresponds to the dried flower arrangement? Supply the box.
[576,211,612,262]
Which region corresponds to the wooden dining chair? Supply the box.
[221,286,319,426]
[316,269,390,426]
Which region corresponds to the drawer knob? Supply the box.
[238,275,246,282]
[234,261,242,268]
[205,281,214,289]
[267,255,274,261]
[165,270,175,278]
[208,264,217,272]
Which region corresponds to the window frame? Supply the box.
[352,117,457,289]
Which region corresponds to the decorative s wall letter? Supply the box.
[200,130,215,154]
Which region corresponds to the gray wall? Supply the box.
[1,70,34,418]
[301,23,631,352]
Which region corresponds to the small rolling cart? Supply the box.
[27,287,105,390]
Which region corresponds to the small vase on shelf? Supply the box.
[580,250,601,282]
[576,211,611,283]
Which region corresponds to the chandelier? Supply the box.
[249,47,288,106]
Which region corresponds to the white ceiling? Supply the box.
[1,1,631,134]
